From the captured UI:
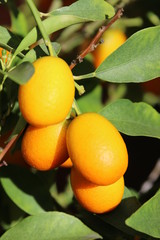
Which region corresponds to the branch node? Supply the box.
[0,160,8,167]
[99,39,104,44]
[70,8,124,70]
[78,56,83,63]
[99,26,106,32]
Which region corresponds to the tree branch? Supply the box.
[70,8,124,70]
[0,129,24,167]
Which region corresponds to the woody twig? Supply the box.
[70,8,124,70]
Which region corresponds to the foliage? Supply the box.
[0,0,160,239]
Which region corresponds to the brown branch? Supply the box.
[0,135,18,162]
[0,128,25,166]
[70,8,124,70]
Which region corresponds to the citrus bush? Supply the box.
[0,0,160,240]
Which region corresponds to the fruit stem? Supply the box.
[74,81,85,96]
[72,99,81,116]
[74,72,95,81]
[26,0,57,57]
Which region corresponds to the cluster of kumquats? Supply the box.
[16,54,128,214]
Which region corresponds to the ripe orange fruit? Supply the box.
[93,29,127,68]
[21,120,70,171]
[67,112,128,185]
[71,167,124,214]
[60,157,73,168]
[18,56,75,127]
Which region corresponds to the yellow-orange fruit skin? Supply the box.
[93,29,127,68]
[21,121,70,171]
[60,158,73,168]
[71,167,124,214]
[67,113,128,185]
[18,56,75,127]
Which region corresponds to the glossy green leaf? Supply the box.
[126,190,160,238]
[99,99,160,138]
[0,166,54,215]
[22,42,61,63]
[7,62,35,84]
[95,26,160,83]
[98,187,140,237]
[13,1,114,57]
[0,25,21,49]
[51,0,115,20]
[0,211,102,240]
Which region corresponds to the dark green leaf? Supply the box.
[98,187,141,237]
[99,99,160,138]
[22,42,61,63]
[0,166,54,215]
[0,25,21,49]
[51,0,115,20]
[80,211,128,240]
[0,211,102,240]
[13,1,114,57]
[95,26,160,83]
[126,190,160,238]
[7,62,35,85]
[8,115,26,140]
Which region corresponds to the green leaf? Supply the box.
[13,1,114,57]
[51,0,115,21]
[7,62,35,85]
[95,26,160,83]
[80,211,128,240]
[126,190,160,238]
[22,42,61,63]
[0,26,21,49]
[77,85,103,113]
[0,211,102,240]
[10,7,28,37]
[8,115,26,140]
[0,166,54,215]
[98,187,140,237]
[99,99,160,139]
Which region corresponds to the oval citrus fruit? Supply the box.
[21,120,70,170]
[93,29,126,68]
[67,112,128,185]
[60,157,73,168]
[71,167,124,214]
[18,56,75,126]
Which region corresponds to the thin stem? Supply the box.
[72,99,82,116]
[74,81,85,96]
[73,72,95,81]
[0,75,7,91]
[0,134,17,162]
[26,0,57,57]
[0,127,25,163]
[70,8,124,70]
